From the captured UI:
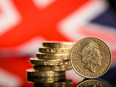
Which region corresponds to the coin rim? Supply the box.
[70,37,112,78]
[27,76,66,83]
[43,41,75,48]
[27,68,65,77]
[30,58,69,65]
[36,52,70,60]
[39,47,71,54]
[33,65,72,71]
[34,79,72,86]
[43,41,75,44]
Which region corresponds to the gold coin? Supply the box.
[36,52,70,60]
[76,79,108,87]
[70,37,112,78]
[34,80,72,87]
[30,58,69,66]
[27,76,65,83]
[39,47,71,54]
[34,85,71,87]
[27,69,65,77]
[34,65,72,71]
[43,41,75,48]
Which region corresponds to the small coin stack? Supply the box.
[27,41,74,87]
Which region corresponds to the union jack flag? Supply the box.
[0,0,116,87]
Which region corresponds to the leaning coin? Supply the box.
[34,80,72,87]
[39,47,71,54]
[27,76,65,83]
[70,37,112,78]
[34,65,72,71]
[43,41,75,48]
[36,52,70,60]
[30,58,69,66]
[76,79,108,87]
[27,69,65,77]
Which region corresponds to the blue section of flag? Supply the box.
[90,7,116,29]
[100,67,116,86]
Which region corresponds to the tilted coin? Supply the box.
[36,52,70,60]
[30,58,69,66]
[76,79,108,87]
[34,80,72,87]
[27,69,65,77]
[34,65,72,71]
[39,47,71,54]
[43,41,75,48]
[27,76,65,83]
[70,37,112,78]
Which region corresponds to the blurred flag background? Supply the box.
[0,0,116,87]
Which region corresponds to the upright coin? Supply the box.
[70,37,112,78]
[43,41,75,48]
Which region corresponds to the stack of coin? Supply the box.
[27,41,74,87]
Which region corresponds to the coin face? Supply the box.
[76,79,108,87]
[70,37,112,78]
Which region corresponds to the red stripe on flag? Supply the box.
[0,0,89,47]
[0,58,33,87]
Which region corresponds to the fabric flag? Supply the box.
[0,0,116,87]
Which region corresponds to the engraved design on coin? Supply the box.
[70,37,112,78]
[79,40,102,73]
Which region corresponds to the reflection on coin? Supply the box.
[39,47,71,54]
[27,76,65,83]
[76,79,108,87]
[30,58,69,66]
[34,80,72,87]
[43,41,75,48]
[27,69,65,77]
[34,65,72,71]
[70,37,112,78]
[36,52,70,60]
